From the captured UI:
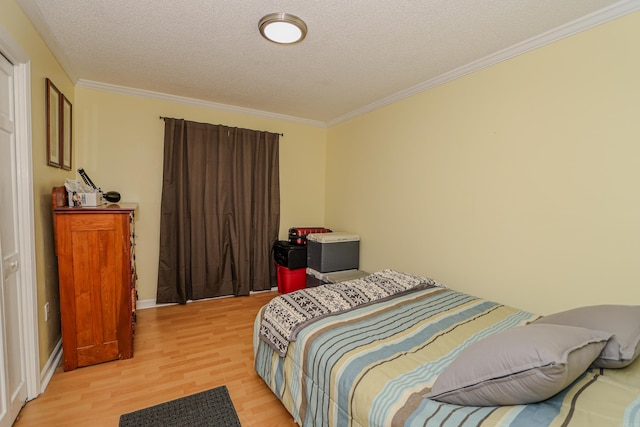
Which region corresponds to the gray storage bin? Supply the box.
[307,232,359,273]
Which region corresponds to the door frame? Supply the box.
[0,25,40,399]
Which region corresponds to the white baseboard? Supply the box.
[135,288,278,310]
[39,338,62,394]
[136,298,165,310]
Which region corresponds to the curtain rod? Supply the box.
[159,116,284,137]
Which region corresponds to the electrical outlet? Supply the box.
[44,302,50,322]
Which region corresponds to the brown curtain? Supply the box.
[156,118,280,303]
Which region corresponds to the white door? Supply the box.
[0,52,27,427]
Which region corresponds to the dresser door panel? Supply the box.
[55,207,135,371]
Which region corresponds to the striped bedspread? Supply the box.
[259,269,441,356]
[253,281,640,427]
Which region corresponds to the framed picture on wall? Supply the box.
[61,94,72,170]
[46,78,61,168]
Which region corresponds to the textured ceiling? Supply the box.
[17,0,640,125]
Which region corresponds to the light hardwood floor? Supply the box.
[14,291,297,426]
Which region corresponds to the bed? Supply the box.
[253,270,640,427]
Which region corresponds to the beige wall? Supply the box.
[0,0,75,369]
[326,11,640,315]
[74,88,327,301]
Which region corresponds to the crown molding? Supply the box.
[75,79,326,128]
[16,0,78,82]
[327,0,640,127]
[63,0,640,128]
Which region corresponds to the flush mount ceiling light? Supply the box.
[259,13,307,44]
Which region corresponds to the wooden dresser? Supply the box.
[53,202,137,371]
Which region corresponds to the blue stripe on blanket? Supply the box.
[625,393,640,426]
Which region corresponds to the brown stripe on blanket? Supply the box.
[392,395,495,427]
[560,374,601,427]
[391,388,431,427]
[444,405,492,427]
[298,287,449,424]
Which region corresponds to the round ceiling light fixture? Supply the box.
[259,13,307,44]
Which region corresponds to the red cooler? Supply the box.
[276,264,306,294]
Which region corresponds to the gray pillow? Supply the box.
[425,324,611,406]
[532,305,640,368]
